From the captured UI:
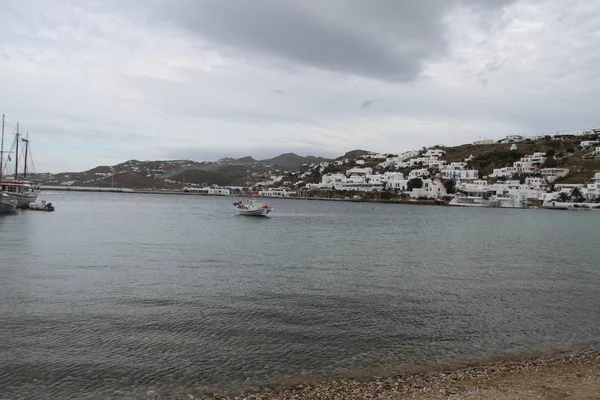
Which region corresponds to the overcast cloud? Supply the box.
[0,0,599,172]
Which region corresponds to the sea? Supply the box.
[1,191,599,399]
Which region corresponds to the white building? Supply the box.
[513,152,547,174]
[499,135,525,143]
[584,172,600,199]
[580,140,599,148]
[383,172,406,190]
[408,168,431,179]
[539,168,569,183]
[444,162,467,169]
[524,177,549,190]
[183,187,230,195]
[423,149,446,158]
[409,178,447,199]
[259,188,296,197]
[490,167,517,178]
[346,167,373,176]
[441,169,479,180]
[458,179,547,203]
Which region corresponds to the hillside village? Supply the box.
[38,129,600,207]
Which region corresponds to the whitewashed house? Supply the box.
[382,172,406,190]
[580,140,599,149]
[408,168,430,179]
[524,177,549,190]
[423,149,446,158]
[346,167,373,176]
[584,172,600,199]
[409,178,447,199]
[441,169,479,180]
[499,135,525,143]
[539,168,569,183]
[259,188,296,197]
[490,167,517,178]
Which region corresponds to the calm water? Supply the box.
[1,192,599,399]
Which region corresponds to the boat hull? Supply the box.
[235,207,272,217]
[5,191,40,208]
[0,196,18,213]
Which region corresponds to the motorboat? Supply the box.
[233,198,273,217]
[27,200,55,212]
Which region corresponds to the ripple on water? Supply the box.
[0,193,599,398]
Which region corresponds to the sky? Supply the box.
[1,0,599,172]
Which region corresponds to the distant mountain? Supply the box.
[259,153,331,168]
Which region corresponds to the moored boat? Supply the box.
[0,114,17,214]
[233,198,273,217]
[27,200,55,212]
[1,180,40,208]
[0,193,18,213]
[1,123,40,208]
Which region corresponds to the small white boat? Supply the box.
[27,200,55,212]
[233,198,273,217]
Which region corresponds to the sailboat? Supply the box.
[0,114,18,213]
[1,122,41,208]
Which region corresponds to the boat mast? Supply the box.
[23,131,29,178]
[14,123,19,179]
[0,114,4,185]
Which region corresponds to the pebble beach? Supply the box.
[205,350,600,400]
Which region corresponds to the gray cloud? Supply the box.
[2,0,600,172]
[148,0,516,81]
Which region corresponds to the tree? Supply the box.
[444,179,456,194]
[546,149,556,158]
[543,157,558,168]
[570,187,585,203]
[407,178,423,191]
[557,192,570,202]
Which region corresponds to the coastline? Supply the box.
[41,188,600,210]
[199,349,600,400]
[41,187,449,206]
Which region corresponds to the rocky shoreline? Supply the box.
[201,349,600,400]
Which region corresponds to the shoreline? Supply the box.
[41,187,449,206]
[198,349,600,400]
[40,188,600,210]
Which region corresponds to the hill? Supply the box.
[259,153,330,168]
[32,134,600,190]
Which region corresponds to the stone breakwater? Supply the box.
[202,350,600,400]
